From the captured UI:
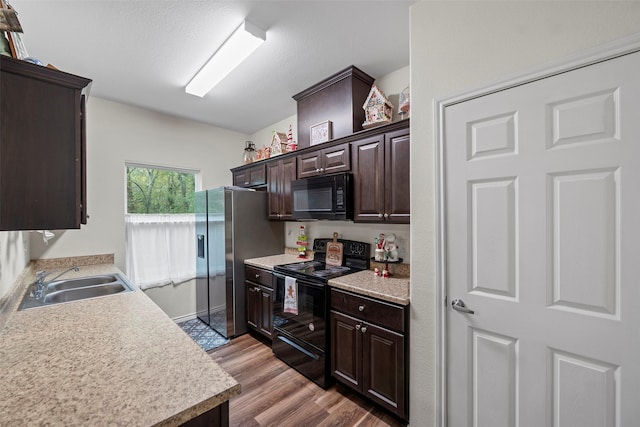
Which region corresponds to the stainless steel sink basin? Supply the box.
[46,274,120,293]
[19,273,136,310]
[43,283,128,304]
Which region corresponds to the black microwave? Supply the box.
[291,173,353,220]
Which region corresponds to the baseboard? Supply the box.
[172,312,198,323]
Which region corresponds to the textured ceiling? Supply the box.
[10,1,412,134]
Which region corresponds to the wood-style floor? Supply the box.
[209,333,407,427]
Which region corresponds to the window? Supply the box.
[126,166,196,214]
[125,164,200,289]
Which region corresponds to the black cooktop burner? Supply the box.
[275,261,355,281]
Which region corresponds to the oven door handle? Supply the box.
[273,271,326,289]
[276,335,320,361]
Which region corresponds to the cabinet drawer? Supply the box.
[245,265,273,288]
[330,288,405,333]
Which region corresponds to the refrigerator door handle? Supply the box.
[197,234,205,258]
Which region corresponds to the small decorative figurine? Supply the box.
[286,124,297,152]
[362,84,394,129]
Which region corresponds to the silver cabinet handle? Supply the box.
[355,324,361,331]
[255,274,260,279]
[451,298,475,314]
[315,168,320,173]
[244,181,249,185]
[378,213,383,218]
[358,305,365,312]
[361,326,367,333]
[320,168,325,172]
[384,213,389,218]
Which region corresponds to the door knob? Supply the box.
[361,326,367,333]
[451,298,475,314]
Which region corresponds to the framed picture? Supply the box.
[310,120,332,146]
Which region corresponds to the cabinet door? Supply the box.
[330,311,362,391]
[351,135,385,222]
[279,157,297,220]
[248,164,266,186]
[258,287,273,339]
[266,161,282,219]
[0,58,90,230]
[384,130,410,223]
[297,150,322,179]
[322,143,351,174]
[362,321,406,418]
[233,170,249,187]
[246,282,260,330]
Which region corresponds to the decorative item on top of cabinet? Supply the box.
[245,265,274,340]
[330,287,409,421]
[352,124,410,223]
[362,84,393,129]
[297,142,350,179]
[0,55,91,230]
[232,163,266,188]
[267,155,296,220]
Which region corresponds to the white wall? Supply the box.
[409,2,640,425]
[0,232,30,301]
[30,97,246,266]
[28,97,247,318]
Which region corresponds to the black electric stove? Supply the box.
[272,238,370,388]
[274,238,370,282]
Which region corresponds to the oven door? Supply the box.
[291,173,351,220]
[272,271,329,388]
[272,272,327,351]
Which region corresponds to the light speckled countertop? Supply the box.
[244,253,303,270]
[0,260,240,426]
[245,254,410,306]
[329,270,410,306]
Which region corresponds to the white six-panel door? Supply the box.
[443,50,640,426]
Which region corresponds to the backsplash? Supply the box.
[284,221,410,262]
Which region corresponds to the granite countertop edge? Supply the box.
[0,255,240,426]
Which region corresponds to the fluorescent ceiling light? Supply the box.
[185,20,266,97]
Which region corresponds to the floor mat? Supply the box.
[177,318,230,351]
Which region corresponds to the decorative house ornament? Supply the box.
[270,131,288,156]
[362,84,393,129]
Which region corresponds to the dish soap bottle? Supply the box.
[297,225,308,258]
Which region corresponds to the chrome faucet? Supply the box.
[33,266,79,298]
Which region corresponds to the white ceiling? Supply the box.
[10,1,412,135]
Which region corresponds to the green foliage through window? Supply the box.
[126,166,196,214]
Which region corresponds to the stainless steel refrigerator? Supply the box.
[195,187,284,338]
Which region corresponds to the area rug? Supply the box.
[177,318,230,351]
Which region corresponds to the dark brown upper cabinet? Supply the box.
[232,163,266,188]
[296,142,350,179]
[267,156,296,220]
[352,128,410,223]
[0,56,92,230]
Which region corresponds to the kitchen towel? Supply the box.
[284,276,298,315]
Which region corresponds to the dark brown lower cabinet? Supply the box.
[245,265,274,340]
[179,401,228,426]
[330,288,408,421]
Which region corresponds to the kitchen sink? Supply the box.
[43,283,129,304]
[45,275,120,293]
[19,273,136,310]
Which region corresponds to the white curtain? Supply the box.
[125,213,196,290]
